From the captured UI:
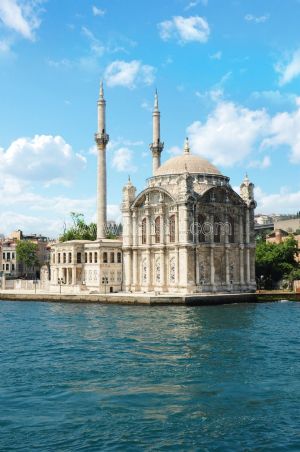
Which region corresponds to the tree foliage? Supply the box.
[59,213,97,242]
[59,212,122,242]
[256,236,299,288]
[16,241,39,269]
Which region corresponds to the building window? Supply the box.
[68,252,72,263]
[169,257,175,283]
[89,252,93,263]
[6,264,9,271]
[7,252,10,261]
[228,216,234,243]
[12,253,15,259]
[214,216,221,243]
[155,258,161,283]
[77,252,82,264]
[94,252,98,263]
[198,214,206,243]
[117,252,122,263]
[110,252,115,263]
[142,258,147,283]
[63,253,66,263]
[85,252,88,263]
[155,217,161,243]
[12,264,15,271]
[142,218,146,244]
[169,215,175,243]
[103,252,108,263]
[58,253,61,264]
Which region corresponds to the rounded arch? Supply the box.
[131,187,175,209]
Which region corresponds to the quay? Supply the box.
[0,290,258,305]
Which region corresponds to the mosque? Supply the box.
[50,82,256,295]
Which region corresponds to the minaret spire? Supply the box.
[184,137,190,155]
[95,80,109,239]
[150,89,164,175]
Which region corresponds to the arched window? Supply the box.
[155,216,161,243]
[89,252,93,263]
[117,252,122,263]
[214,216,221,243]
[110,252,115,263]
[228,216,234,243]
[94,252,98,263]
[142,218,146,244]
[198,214,206,243]
[169,215,175,243]
[103,252,108,263]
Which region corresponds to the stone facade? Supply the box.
[122,94,256,294]
[50,239,123,292]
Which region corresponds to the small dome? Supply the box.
[155,154,221,177]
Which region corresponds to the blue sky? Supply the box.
[1,0,300,237]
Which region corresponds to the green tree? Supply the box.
[16,241,39,270]
[59,212,97,242]
[256,236,299,288]
[59,213,123,241]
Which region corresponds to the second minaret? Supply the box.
[95,82,109,239]
[150,90,164,175]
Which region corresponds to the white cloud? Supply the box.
[261,106,300,163]
[0,135,86,185]
[92,5,105,16]
[255,186,300,214]
[245,13,270,24]
[0,37,12,53]
[0,0,44,41]
[210,50,222,60]
[112,147,137,172]
[276,49,300,86]
[158,15,210,44]
[185,0,208,10]
[187,101,269,166]
[248,155,271,169]
[167,145,182,156]
[104,60,155,88]
[250,90,297,109]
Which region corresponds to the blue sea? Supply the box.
[0,300,300,451]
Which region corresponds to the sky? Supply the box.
[1,0,300,238]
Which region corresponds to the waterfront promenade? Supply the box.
[0,288,257,305]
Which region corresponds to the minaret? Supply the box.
[184,137,190,155]
[95,81,109,239]
[150,90,164,175]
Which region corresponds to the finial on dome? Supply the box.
[154,89,159,111]
[184,137,190,155]
[99,80,104,99]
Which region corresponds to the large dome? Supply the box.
[155,153,221,177]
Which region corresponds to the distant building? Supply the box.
[274,218,300,233]
[0,230,51,278]
[255,214,273,225]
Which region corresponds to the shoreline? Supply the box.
[0,290,298,305]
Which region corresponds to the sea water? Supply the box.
[0,301,299,451]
